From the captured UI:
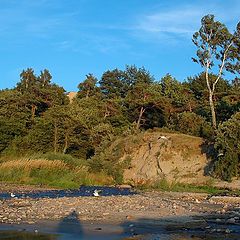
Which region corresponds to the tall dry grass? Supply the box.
[0,158,68,171]
[0,157,113,188]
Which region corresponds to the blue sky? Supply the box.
[0,0,239,91]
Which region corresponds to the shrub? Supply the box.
[89,137,136,184]
[174,111,213,138]
[213,112,240,181]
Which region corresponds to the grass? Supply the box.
[0,156,113,189]
[0,151,238,194]
[137,178,240,195]
[0,152,86,167]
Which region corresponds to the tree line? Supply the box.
[0,15,239,181]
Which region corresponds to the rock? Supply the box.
[116,184,132,189]
[102,212,109,216]
[95,227,102,231]
[195,199,200,203]
[210,196,240,204]
[225,228,232,234]
[226,218,236,224]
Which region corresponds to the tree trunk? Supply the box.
[136,106,145,130]
[209,92,217,129]
[31,104,37,120]
[188,102,192,112]
[63,131,69,154]
[86,89,90,99]
[54,120,58,154]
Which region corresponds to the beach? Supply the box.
[0,184,240,239]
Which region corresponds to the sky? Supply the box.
[0,0,239,92]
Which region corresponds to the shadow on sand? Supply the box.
[1,208,240,240]
[57,210,84,237]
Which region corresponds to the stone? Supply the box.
[226,218,236,224]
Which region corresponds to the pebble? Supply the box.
[0,188,239,231]
[226,217,236,224]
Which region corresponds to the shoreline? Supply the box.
[0,184,240,239]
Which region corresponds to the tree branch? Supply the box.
[212,41,233,92]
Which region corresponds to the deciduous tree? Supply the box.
[192,15,240,129]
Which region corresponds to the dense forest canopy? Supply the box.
[0,15,239,182]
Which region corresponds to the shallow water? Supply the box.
[0,231,57,240]
[1,230,240,240]
[0,186,135,200]
[1,217,240,240]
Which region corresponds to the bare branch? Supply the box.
[212,41,233,92]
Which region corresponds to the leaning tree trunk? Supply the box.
[136,106,145,130]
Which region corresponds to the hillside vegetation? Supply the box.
[0,15,239,187]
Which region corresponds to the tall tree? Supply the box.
[192,15,240,129]
[99,69,126,98]
[38,69,52,87]
[161,74,195,111]
[17,68,37,92]
[125,67,163,130]
[77,74,100,99]
[0,89,30,153]
[15,68,68,121]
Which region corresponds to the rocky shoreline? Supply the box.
[0,184,240,239]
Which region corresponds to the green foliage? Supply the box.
[89,150,123,184]
[99,68,127,98]
[0,90,30,153]
[161,74,191,108]
[173,111,213,138]
[4,118,54,155]
[77,73,100,99]
[1,38,240,188]
[188,73,230,100]
[125,68,163,130]
[0,69,68,156]
[213,112,240,181]
[89,137,133,184]
[192,15,240,129]
[137,178,228,195]
[216,94,240,122]
[16,68,68,119]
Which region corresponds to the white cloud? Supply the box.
[138,8,202,35]
[133,2,240,43]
